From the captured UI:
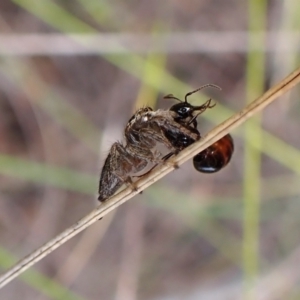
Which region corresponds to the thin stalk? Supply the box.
[0,67,299,289]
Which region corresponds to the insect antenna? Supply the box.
[163,94,182,102]
[185,84,221,102]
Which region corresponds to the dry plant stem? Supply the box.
[0,68,300,289]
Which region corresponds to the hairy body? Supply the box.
[98,107,200,202]
[98,84,231,202]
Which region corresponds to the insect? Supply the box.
[98,106,201,202]
[164,84,234,173]
[98,84,234,202]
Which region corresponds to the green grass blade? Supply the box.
[12,0,94,33]
[0,154,96,194]
[243,0,267,297]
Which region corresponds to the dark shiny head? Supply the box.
[193,134,234,173]
[169,101,195,120]
[165,84,220,127]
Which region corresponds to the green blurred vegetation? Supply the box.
[0,0,299,299]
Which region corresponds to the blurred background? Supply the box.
[0,0,300,299]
